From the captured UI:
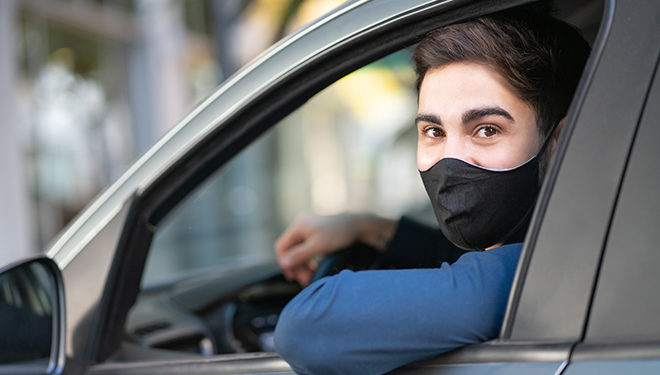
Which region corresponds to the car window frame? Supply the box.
[87,0,528,366]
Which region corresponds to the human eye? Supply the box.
[422,126,445,139]
[475,125,499,138]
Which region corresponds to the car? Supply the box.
[1,0,659,374]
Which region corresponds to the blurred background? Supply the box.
[0,0,428,271]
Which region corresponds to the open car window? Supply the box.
[126,49,431,356]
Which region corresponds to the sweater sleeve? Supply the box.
[274,243,522,375]
[377,216,468,269]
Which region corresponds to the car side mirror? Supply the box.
[0,257,65,375]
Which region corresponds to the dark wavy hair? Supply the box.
[413,7,591,136]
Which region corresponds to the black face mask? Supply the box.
[420,156,540,250]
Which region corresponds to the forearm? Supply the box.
[353,213,398,252]
[274,244,522,375]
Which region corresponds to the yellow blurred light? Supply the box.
[334,68,405,124]
[293,0,347,28]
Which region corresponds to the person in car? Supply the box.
[274,6,590,375]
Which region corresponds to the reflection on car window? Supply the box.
[0,262,54,364]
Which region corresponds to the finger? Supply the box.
[293,268,313,287]
[291,259,316,286]
[275,221,308,257]
[278,239,323,271]
[283,263,312,284]
[283,268,298,282]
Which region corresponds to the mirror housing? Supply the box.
[0,257,65,375]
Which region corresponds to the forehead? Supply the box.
[417,62,532,117]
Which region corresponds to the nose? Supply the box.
[441,135,471,163]
[418,134,473,171]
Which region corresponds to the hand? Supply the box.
[275,213,396,286]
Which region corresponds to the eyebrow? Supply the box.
[415,106,515,127]
[462,106,514,124]
[415,114,441,126]
[415,106,515,129]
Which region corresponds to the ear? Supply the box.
[553,117,566,139]
[548,116,566,158]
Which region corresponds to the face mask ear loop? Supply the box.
[494,121,560,249]
[536,120,561,158]
[493,197,535,250]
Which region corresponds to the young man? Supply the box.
[274,7,590,375]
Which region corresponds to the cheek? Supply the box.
[515,128,544,164]
[417,142,439,172]
[485,132,542,169]
[479,148,525,169]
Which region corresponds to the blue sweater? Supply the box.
[274,242,522,375]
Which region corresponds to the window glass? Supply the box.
[584,62,660,342]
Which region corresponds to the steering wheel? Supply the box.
[310,242,381,284]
